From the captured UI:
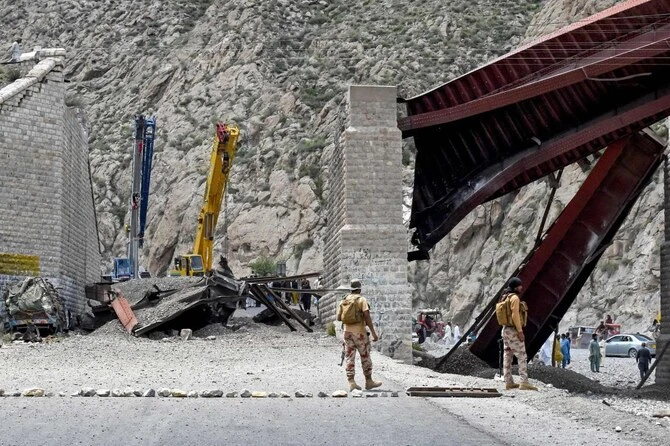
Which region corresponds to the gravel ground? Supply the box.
[418,340,662,396]
[1,312,670,445]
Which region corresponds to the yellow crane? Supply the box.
[169,122,239,276]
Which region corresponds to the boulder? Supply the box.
[22,388,45,397]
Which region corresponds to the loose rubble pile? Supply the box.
[417,341,666,397]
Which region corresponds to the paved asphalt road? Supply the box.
[0,397,508,446]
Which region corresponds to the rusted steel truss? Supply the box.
[404,0,670,254]
[470,131,666,366]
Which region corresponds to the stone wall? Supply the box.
[322,85,412,363]
[0,51,101,321]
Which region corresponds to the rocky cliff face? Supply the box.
[2,0,659,332]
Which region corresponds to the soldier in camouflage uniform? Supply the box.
[501,277,537,391]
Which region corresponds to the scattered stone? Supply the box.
[546,384,553,388]
[70,392,80,397]
[615,426,622,433]
[161,338,171,342]
[180,329,193,341]
[240,389,252,398]
[111,389,122,397]
[22,388,45,397]
[268,392,279,398]
[97,389,111,397]
[81,387,96,397]
[226,391,238,398]
[279,391,290,398]
[365,392,378,398]
[134,390,143,397]
[251,391,267,398]
[332,390,348,398]
[10,391,21,397]
[143,389,156,397]
[200,389,223,398]
[653,410,670,418]
[58,392,66,397]
[295,390,307,398]
[351,389,363,398]
[391,392,399,397]
[187,391,198,398]
[157,388,172,397]
[380,392,388,397]
[0,389,4,397]
[206,336,216,341]
[317,391,328,398]
[602,400,611,406]
[171,389,188,398]
[122,388,135,397]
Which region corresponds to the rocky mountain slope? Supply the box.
[2,0,661,332]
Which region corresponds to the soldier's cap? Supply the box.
[350,279,362,289]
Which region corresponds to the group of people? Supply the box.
[414,313,461,345]
[269,277,318,312]
[335,274,656,393]
[539,332,572,368]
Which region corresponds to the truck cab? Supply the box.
[112,257,132,282]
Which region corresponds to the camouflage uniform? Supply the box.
[344,331,373,378]
[502,326,528,384]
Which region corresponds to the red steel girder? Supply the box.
[110,294,138,333]
[415,86,670,250]
[399,23,670,133]
[470,130,665,366]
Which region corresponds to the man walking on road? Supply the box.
[501,277,537,391]
[589,333,602,372]
[637,342,653,379]
[337,279,382,392]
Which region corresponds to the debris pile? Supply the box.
[2,276,66,335]
[84,271,321,338]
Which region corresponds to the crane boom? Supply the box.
[169,123,239,276]
[138,117,156,248]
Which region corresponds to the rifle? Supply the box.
[339,343,345,366]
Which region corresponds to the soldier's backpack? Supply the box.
[495,293,528,327]
[340,294,363,324]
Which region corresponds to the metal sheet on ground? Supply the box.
[406,386,501,398]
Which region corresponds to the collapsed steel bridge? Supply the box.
[401,0,670,366]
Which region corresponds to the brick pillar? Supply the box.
[322,85,412,363]
[657,156,670,384]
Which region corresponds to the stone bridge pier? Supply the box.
[321,85,412,363]
[0,49,101,322]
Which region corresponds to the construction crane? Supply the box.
[112,115,156,281]
[169,122,239,276]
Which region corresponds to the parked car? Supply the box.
[604,333,656,358]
